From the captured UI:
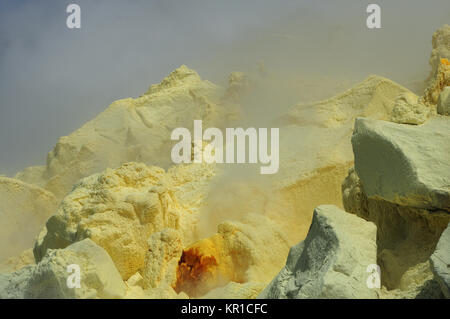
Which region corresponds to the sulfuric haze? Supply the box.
[0,0,449,176]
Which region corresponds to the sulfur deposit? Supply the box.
[0,177,58,264]
[426,25,450,86]
[33,162,215,280]
[14,65,238,201]
[437,86,450,115]
[1,25,449,299]
[175,214,290,297]
[268,74,413,244]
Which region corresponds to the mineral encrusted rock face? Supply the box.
[343,116,450,297]
[423,58,450,107]
[0,177,58,262]
[34,162,215,280]
[174,214,290,297]
[142,228,183,289]
[351,117,450,211]
[343,31,450,296]
[259,205,378,299]
[437,86,450,115]
[0,239,126,299]
[342,167,449,297]
[430,224,450,298]
[426,25,450,86]
[390,92,429,125]
[392,25,450,125]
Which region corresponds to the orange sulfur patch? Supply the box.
[173,235,237,297]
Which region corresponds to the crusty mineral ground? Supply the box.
[0,25,449,299]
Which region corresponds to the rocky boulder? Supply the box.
[430,223,450,298]
[34,162,215,280]
[352,117,450,211]
[258,205,378,299]
[343,115,450,296]
[0,239,126,299]
[390,92,429,125]
[437,86,450,115]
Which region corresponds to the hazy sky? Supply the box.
[0,0,449,176]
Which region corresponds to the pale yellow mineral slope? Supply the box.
[0,177,58,265]
[15,65,239,200]
[0,249,35,273]
[241,75,415,245]
[195,74,416,259]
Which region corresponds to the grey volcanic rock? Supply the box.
[258,205,377,299]
[430,224,450,298]
[352,117,450,211]
[437,86,450,116]
[0,239,126,299]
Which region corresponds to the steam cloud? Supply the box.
[1,0,449,176]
